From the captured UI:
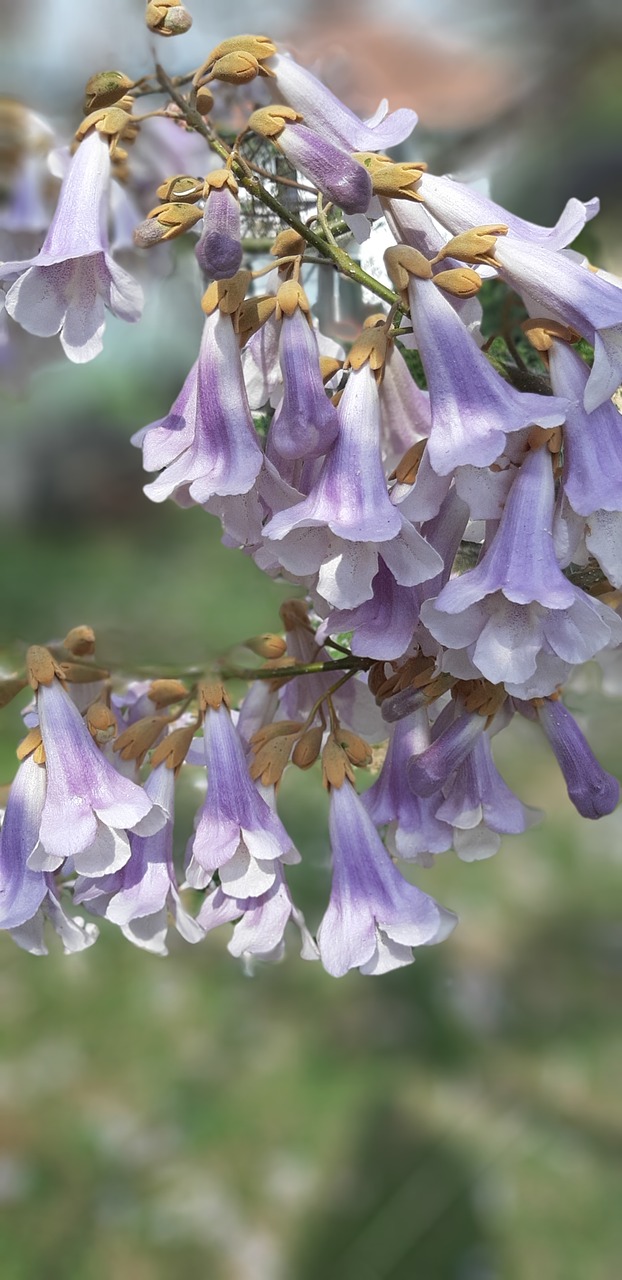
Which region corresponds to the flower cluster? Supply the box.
[1,29,621,974]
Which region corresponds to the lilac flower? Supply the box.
[137,309,263,506]
[402,269,567,475]
[195,175,243,280]
[317,780,456,977]
[74,763,204,954]
[407,705,487,797]
[1,130,143,362]
[198,864,318,966]
[548,338,622,587]
[266,52,417,151]
[415,172,599,250]
[378,341,431,469]
[263,360,442,609]
[0,755,98,954]
[362,713,452,863]
[185,704,299,898]
[251,109,372,214]
[421,447,622,698]
[533,698,619,818]
[267,307,339,461]
[492,237,622,411]
[31,677,155,874]
[435,730,540,861]
[319,557,420,660]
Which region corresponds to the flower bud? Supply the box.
[86,702,117,745]
[155,174,203,203]
[384,244,432,296]
[63,625,96,657]
[248,105,301,140]
[271,228,306,259]
[194,34,277,86]
[354,152,426,201]
[147,679,188,707]
[209,51,262,85]
[134,202,203,247]
[145,0,192,37]
[244,633,288,659]
[434,225,507,268]
[195,86,214,115]
[84,70,134,113]
[337,729,373,768]
[292,727,323,770]
[432,267,482,298]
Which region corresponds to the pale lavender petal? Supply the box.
[267,52,417,151]
[407,709,485,797]
[278,122,372,215]
[0,757,47,929]
[268,308,339,461]
[417,173,599,249]
[196,186,243,279]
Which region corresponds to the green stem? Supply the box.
[220,656,369,682]
[154,64,401,310]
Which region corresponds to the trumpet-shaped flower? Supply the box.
[267,52,417,152]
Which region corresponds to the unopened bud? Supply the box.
[145,0,192,37]
[114,715,168,763]
[86,703,117,744]
[292,726,323,770]
[63,625,96,657]
[354,152,426,201]
[84,70,134,113]
[248,105,301,140]
[0,674,28,709]
[337,729,373,768]
[147,679,188,707]
[194,34,277,86]
[432,267,482,298]
[244,633,287,660]
[435,225,507,268]
[26,645,63,690]
[135,202,202,247]
[195,86,214,115]
[384,244,433,296]
[210,51,261,85]
[155,174,203,203]
[271,228,306,258]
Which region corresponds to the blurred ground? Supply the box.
[1,2,622,1277]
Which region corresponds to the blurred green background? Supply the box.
[2,1,622,1276]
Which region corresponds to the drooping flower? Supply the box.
[198,863,318,966]
[421,446,622,698]
[435,728,540,860]
[414,172,599,251]
[1,129,143,362]
[362,712,452,863]
[185,700,299,899]
[317,779,456,977]
[406,703,487,797]
[195,170,243,280]
[266,284,339,462]
[532,697,619,819]
[248,106,373,214]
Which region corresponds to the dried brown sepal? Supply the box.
[391,439,426,485]
[345,326,388,373]
[198,678,229,712]
[521,318,579,351]
[271,228,306,259]
[250,720,303,752]
[201,270,252,317]
[384,244,433,296]
[279,598,312,633]
[454,679,506,720]
[244,634,288,660]
[60,661,110,683]
[354,152,426,201]
[203,168,239,196]
[26,646,64,690]
[84,71,134,113]
[434,225,507,268]
[368,662,392,699]
[319,356,342,383]
[147,679,188,708]
[140,202,203,244]
[393,654,436,693]
[321,735,355,789]
[0,675,28,709]
[17,726,43,761]
[249,734,298,786]
[527,425,563,454]
[113,715,168,763]
[151,724,196,771]
[195,86,214,115]
[155,174,203,203]
[247,105,301,140]
[275,279,311,320]
[292,726,323,770]
[75,107,138,149]
[63,625,96,657]
[237,294,278,345]
[146,0,192,37]
[86,703,118,744]
[336,729,373,767]
[433,267,482,298]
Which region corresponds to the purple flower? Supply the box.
[493,237,622,411]
[267,307,339,461]
[1,130,142,362]
[378,341,431,469]
[317,780,456,977]
[185,704,299,898]
[138,310,263,505]
[534,698,619,819]
[195,178,243,280]
[269,117,373,214]
[403,270,567,475]
[319,557,420,660]
[549,338,622,587]
[421,447,622,697]
[263,360,442,609]
[416,172,599,250]
[362,712,452,863]
[74,763,204,954]
[32,677,155,873]
[435,730,540,861]
[407,705,486,797]
[198,864,318,966]
[266,52,417,152]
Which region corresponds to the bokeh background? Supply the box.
[1,2,622,1277]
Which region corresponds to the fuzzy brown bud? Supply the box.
[354,152,426,201]
[195,86,215,115]
[210,51,261,85]
[271,228,306,259]
[147,679,188,708]
[86,703,118,745]
[146,0,192,37]
[336,729,373,767]
[244,633,288,660]
[63,625,96,657]
[384,244,433,295]
[155,174,203,203]
[136,202,202,247]
[432,267,482,298]
[248,105,301,140]
[292,726,324,770]
[84,71,134,113]
[434,225,507,268]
